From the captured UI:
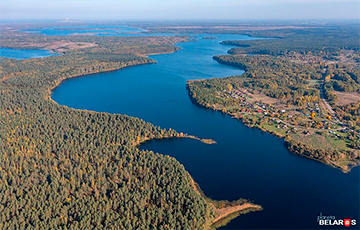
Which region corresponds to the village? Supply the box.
[216,88,359,144]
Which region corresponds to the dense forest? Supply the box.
[1,21,358,228]
[0,28,186,55]
[0,31,225,229]
[221,24,360,57]
[187,24,360,172]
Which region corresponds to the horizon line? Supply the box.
[1,18,360,23]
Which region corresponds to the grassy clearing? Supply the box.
[261,123,287,137]
[307,80,321,87]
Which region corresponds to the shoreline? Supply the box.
[48,61,157,92]
[1,37,234,229]
[47,46,186,101]
[212,203,262,227]
[186,86,359,173]
[47,48,219,148]
[134,134,217,148]
[187,172,262,229]
[44,38,262,229]
[46,42,219,148]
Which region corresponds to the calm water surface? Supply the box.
[23,25,143,36]
[51,34,359,229]
[0,47,59,59]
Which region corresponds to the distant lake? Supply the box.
[0,47,59,59]
[39,31,360,229]
[23,25,145,36]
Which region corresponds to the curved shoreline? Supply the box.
[212,203,262,226]
[46,60,156,105]
[133,133,217,148]
[47,48,217,147]
[187,173,262,228]
[48,44,259,228]
[186,57,360,173]
[3,25,358,230]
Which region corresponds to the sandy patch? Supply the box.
[19,41,97,53]
[241,88,281,104]
[213,203,262,224]
[43,41,97,52]
[335,91,360,106]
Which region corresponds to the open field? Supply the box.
[335,91,360,106]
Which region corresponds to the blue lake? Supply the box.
[48,33,359,229]
[0,47,59,59]
[23,24,144,36]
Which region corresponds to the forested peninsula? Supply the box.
[187,24,360,172]
[0,26,261,229]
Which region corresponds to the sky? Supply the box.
[0,0,359,21]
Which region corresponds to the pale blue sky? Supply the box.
[0,0,359,21]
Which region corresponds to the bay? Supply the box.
[0,47,59,59]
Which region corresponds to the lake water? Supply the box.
[0,47,59,59]
[23,24,145,36]
[34,31,360,229]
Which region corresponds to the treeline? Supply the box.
[284,136,358,167]
[0,34,216,229]
[335,102,360,129]
[324,63,360,93]
[221,25,360,58]
[136,21,360,40]
[0,30,187,55]
[0,53,154,89]
[187,78,240,108]
[322,64,360,105]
